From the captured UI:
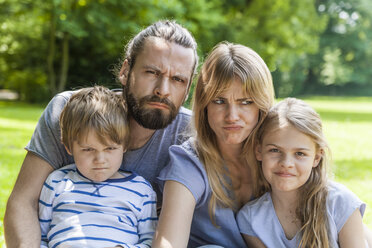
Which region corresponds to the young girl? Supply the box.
[237,97,366,248]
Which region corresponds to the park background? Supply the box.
[1,0,372,246]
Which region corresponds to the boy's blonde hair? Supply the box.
[60,86,129,151]
[192,42,275,223]
[257,97,331,248]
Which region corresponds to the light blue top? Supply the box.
[159,138,246,248]
[39,164,157,248]
[26,90,191,198]
[237,181,366,248]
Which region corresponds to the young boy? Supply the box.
[38,86,157,247]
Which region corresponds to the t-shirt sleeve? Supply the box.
[136,186,157,248]
[327,182,366,233]
[237,203,255,236]
[39,170,60,244]
[25,92,74,169]
[158,141,209,207]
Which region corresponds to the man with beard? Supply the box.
[4,20,198,247]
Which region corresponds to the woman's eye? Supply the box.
[241,100,253,105]
[269,148,280,153]
[212,99,224,104]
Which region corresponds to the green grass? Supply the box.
[0,101,45,246]
[0,97,372,246]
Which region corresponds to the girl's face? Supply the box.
[256,124,321,194]
[207,79,260,150]
[67,130,125,182]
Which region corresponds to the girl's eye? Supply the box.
[82,148,93,152]
[269,148,280,153]
[296,152,306,157]
[106,147,118,151]
[212,99,224,104]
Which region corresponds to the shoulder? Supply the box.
[178,106,192,117]
[167,138,202,172]
[127,173,155,193]
[47,163,77,180]
[327,181,366,231]
[327,181,364,209]
[238,192,271,220]
[165,106,191,130]
[237,192,272,235]
[42,164,77,191]
[159,138,209,204]
[42,90,76,121]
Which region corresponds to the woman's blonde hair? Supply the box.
[192,42,275,223]
[60,86,129,151]
[257,97,331,247]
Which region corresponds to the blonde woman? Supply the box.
[153,42,275,248]
[237,98,366,248]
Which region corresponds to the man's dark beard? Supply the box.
[126,91,178,130]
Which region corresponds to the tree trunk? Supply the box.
[58,32,70,93]
[47,1,56,96]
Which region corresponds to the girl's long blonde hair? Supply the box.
[192,42,275,223]
[257,98,331,247]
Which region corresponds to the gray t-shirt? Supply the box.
[237,181,366,248]
[158,138,247,248]
[26,90,191,196]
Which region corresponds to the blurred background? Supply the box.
[1,0,372,246]
[1,0,372,102]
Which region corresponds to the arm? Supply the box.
[4,152,54,248]
[242,234,266,248]
[364,224,372,248]
[338,208,366,248]
[152,180,196,248]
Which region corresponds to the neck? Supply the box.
[219,142,243,165]
[271,189,299,212]
[128,117,156,150]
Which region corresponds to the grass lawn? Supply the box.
[0,97,372,246]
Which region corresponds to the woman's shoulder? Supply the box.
[159,138,209,204]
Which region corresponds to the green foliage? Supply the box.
[1,0,372,101]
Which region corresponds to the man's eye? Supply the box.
[146,70,157,75]
[173,77,185,83]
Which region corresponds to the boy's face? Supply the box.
[67,131,125,182]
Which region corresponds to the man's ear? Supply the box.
[313,149,323,168]
[64,144,72,156]
[119,59,130,86]
[255,144,263,161]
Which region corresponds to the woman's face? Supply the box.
[207,79,260,149]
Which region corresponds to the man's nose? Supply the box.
[154,76,170,98]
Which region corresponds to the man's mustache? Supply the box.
[142,95,175,110]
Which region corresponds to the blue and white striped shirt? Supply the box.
[39,164,157,248]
